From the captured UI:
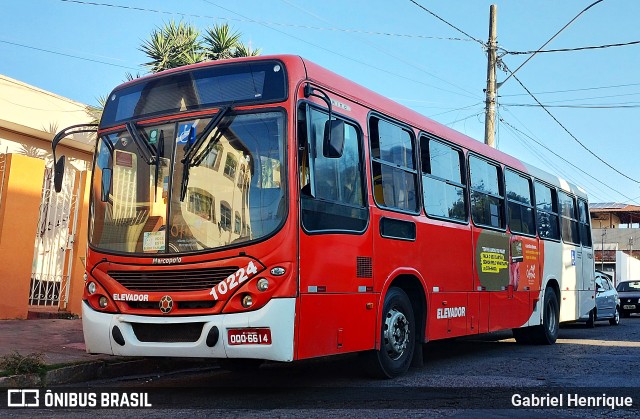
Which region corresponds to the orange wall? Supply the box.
[0,154,45,319]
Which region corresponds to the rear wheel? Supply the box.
[532,287,560,344]
[586,308,596,328]
[363,287,415,378]
[610,306,621,326]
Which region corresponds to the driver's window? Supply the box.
[298,103,368,233]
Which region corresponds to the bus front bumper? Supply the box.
[81,298,296,362]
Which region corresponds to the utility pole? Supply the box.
[484,4,498,148]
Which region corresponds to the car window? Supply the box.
[617,281,640,292]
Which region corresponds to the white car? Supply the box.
[587,271,621,327]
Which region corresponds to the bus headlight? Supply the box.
[256,278,269,292]
[87,282,97,294]
[98,296,109,308]
[241,294,253,308]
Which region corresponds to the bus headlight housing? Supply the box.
[98,296,109,308]
[87,282,97,294]
[256,278,269,292]
[241,294,253,308]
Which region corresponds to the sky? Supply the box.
[1,0,639,205]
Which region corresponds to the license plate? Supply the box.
[228,328,272,345]
[623,305,636,310]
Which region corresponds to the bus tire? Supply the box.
[364,287,415,379]
[532,287,560,345]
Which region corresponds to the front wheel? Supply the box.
[610,306,621,326]
[363,287,415,378]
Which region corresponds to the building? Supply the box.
[589,203,640,285]
[0,74,94,319]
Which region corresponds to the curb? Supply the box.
[0,358,216,387]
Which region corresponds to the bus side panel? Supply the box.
[427,292,470,339]
[296,293,377,359]
[559,244,580,322]
[488,291,530,331]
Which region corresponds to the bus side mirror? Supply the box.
[323,119,345,158]
[101,167,112,202]
[54,156,66,193]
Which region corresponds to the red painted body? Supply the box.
[84,55,553,362]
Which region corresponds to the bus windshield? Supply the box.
[89,110,286,254]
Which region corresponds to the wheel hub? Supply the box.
[383,308,409,360]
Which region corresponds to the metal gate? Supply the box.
[30,161,83,309]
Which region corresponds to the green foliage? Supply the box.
[140,20,206,73]
[140,21,260,73]
[0,352,46,376]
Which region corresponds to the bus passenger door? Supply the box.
[296,104,375,359]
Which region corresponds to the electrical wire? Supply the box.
[59,0,475,42]
[500,116,639,204]
[503,40,640,55]
[0,39,138,70]
[407,0,484,46]
[500,0,605,86]
[500,82,640,97]
[502,63,640,184]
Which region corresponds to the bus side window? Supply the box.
[534,182,560,241]
[505,169,534,235]
[559,191,580,245]
[469,155,504,229]
[578,199,592,247]
[369,116,419,213]
[420,137,467,222]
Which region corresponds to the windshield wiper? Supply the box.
[179,106,232,201]
[126,122,156,165]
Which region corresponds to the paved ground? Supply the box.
[0,318,106,366]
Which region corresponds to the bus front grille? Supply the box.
[108,267,239,292]
[131,322,204,343]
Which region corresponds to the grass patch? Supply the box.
[0,351,47,376]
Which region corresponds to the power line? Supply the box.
[503,40,640,55]
[0,39,138,70]
[503,62,640,184]
[500,116,638,204]
[199,0,480,100]
[280,0,481,100]
[503,103,640,109]
[407,0,484,46]
[499,0,605,87]
[501,83,640,97]
[59,0,474,42]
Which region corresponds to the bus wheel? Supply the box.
[533,287,559,345]
[364,287,415,378]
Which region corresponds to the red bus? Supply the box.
[52,55,595,378]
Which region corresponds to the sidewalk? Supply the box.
[0,318,212,386]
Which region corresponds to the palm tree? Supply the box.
[140,20,206,73]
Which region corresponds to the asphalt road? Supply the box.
[7,315,640,417]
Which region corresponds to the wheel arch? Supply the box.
[378,270,427,346]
